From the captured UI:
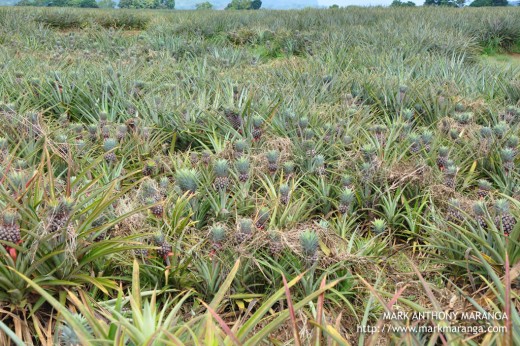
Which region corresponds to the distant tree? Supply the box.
[97,0,116,7]
[195,1,213,9]
[469,0,508,5]
[391,0,416,6]
[250,0,261,9]
[329,4,339,8]
[225,0,260,10]
[424,0,461,5]
[119,0,173,8]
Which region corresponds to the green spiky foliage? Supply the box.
[479,126,492,139]
[447,198,463,224]
[266,150,279,174]
[142,159,157,176]
[299,229,319,264]
[255,207,270,229]
[56,313,93,346]
[408,133,421,154]
[236,218,253,243]
[500,148,515,172]
[444,165,457,189]
[313,154,326,176]
[103,138,118,163]
[279,183,290,205]
[235,157,250,182]
[7,171,28,192]
[252,116,263,140]
[140,178,160,202]
[454,112,473,125]
[437,146,449,169]
[234,139,248,157]
[175,169,198,195]
[401,108,414,122]
[0,210,21,244]
[473,201,488,229]
[371,218,386,235]
[494,199,516,236]
[477,179,492,199]
[493,121,508,139]
[213,159,230,191]
[361,143,376,162]
[338,188,355,215]
[211,225,226,249]
[421,130,433,152]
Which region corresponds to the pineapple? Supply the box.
[361,144,376,163]
[234,139,248,157]
[116,124,128,141]
[252,116,263,141]
[175,169,198,195]
[147,197,164,218]
[341,174,354,189]
[0,211,21,244]
[506,135,519,153]
[408,133,421,154]
[190,152,199,166]
[255,207,270,230]
[493,121,508,140]
[298,116,309,135]
[401,108,414,123]
[225,109,242,131]
[500,148,515,173]
[479,126,493,140]
[360,162,374,183]
[0,137,8,161]
[300,229,319,265]
[269,231,283,255]
[454,102,466,113]
[236,219,253,244]
[342,134,353,146]
[477,179,492,199]
[371,218,387,235]
[213,159,230,191]
[56,134,69,156]
[235,157,250,183]
[447,198,463,224]
[103,138,118,163]
[339,188,355,215]
[279,183,290,205]
[444,165,457,189]
[303,140,316,158]
[142,159,157,176]
[266,150,279,174]
[211,225,226,250]
[313,155,326,176]
[303,128,315,140]
[421,130,433,152]
[283,161,295,178]
[436,146,449,170]
[494,199,516,236]
[201,150,212,166]
[449,129,460,141]
[48,198,75,232]
[87,124,98,142]
[154,233,172,260]
[99,111,108,127]
[472,202,488,229]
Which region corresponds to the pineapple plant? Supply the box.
[313,155,326,176]
[175,169,198,195]
[252,116,263,141]
[235,157,250,183]
[493,121,508,140]
[48,197,75,232]
[236,218,253,244]
[0,137,8,161]
[234,139,248,157]
[201,150,212,166]
[103,138,118,163]
[159,177,170,197]
[494,199,516,236]
[154,233,173,261]
[266,150,279,174]
[361,144,376,163]
[446,198,463,224]
[472,201,488,229]
[506,135,519,153]
[56,134,69,156]
[421,130,433,152]
[142,159,157,176]
[213,159,230,191]
[477,179,492,199]
[300,229,319,265]
[283,161,295,178]
[408,133,421,154]
[500,148,515,173]
[303,140,316,158]
[269,231,283,255]
[444,165,457,189]
[449,129,460,141]
[255,207,270,230]
[341,174,354,189]
[0,211,21,245]
[436,146,449,170]
[211,225,226,250]
[371,218,387,235]
[338,188,355,215]
[190,152,199,166]
[303,128,315,140]
[279,183,290,205]
[116,124,127,141]
[225,109,242,132]
[360,162,374,183]
[87,124,98,141]
[298,116,309,135]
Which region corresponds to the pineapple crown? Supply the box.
[449,129,459,140]
[279,183,290,195]
[257,207,270,223]
[99,111,108,122]
[340,188,355,205]
[421,130,433,144]
[448,198,461,209]
[234,139,248,153]
[103,138,117,152]
[175,168,198,193]
[252,116,263,128]
[454,102,465,113]
[266,150,279,164]
[141,178,159,199]
[55,134,68,143]
[361,162,373,173]
[399,85,408,93]
[303,128,315,140]
[235,157,250,174]
[408,133,420,144]
[239,219,253,234]
[58,197,75,215]
[361,144,376,160]
[15,159,28,170]
[59,114,69,125]
[303,140,315,151]
[211,225,226,243]
[2,210,19,226]
[117,124,128,134]
[283,161,295,174]
[144,159,157,169]
[438,146,449,157]
[313,155,325,167]
[0,137,7,150]
[479,126,492,138]
[401,108,414,121]
[269,231,281,242]
[472,201,486,216]
[372,218,386,234]
[153,232,166,245]
[8,171,27,190]
[341,174,353,187]
[87,124,98,135]
[299,229,319,257]
[493,122,509,138]
[159,177,170,190]
[71,123,83,134]
[500,148,515,162]
[477,179,492,191]
[298,116,309,129]
[494,199,510,214]
[506,135,519,149]
[445,165,457,176]
[342,135,353,145]
[144,197,156,206]
[506,105,519,116]
[455,112,473,125]
[214,159,229,178]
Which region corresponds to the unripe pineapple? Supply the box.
[342,134,353,146]
[55,134,69,156]
[341,174,354,189]
[283,161,295,178]
[454,102,466,113]
[500,148,515,173]
[252,116,263,141]
[361,144,376,162]
[493,122,508,140]
[103,138,118,163]
[494,199,516,236]
[234,139,248,157]
[235,157,250,183]
[472,202,488,229]
[339,188,355,215]
[159,177,170,197]
[313,155,326,176]
[371,218,387,235]
[444,165,457,189]
[303,128,315,140]
[70,123,83,139]
[147,197,164,218]
[266,150,279,174]
[48,197,74,232]
[480,126,493,140]
[477,179,492,199]
[447,198,463,224]
[116,124,128,141]
[436,146,449,170]
[300,229,319,265]
[269,231,283,255]
[140,178,160,202]
[214,159,230,191]
[449,129,460,141]
[401,108,414,123]
[408,133,421,154]
[255,207,270,230]
[154,233,172,260]
[211,225,226,250]
[236,218,253,243]
[454,112,473,125]
[142,159,157,176]
[225,109,242,131]
[87,124,98,141]
[0,211,21,244]
[421,130,433,152]
[175,169,198,194]
[303,140,316,158]
[279,183,290,205]
[189,152,199,166]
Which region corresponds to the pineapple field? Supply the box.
[0,5,520,345]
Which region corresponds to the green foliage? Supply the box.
[119,0,175,9]
[195,1,213,9]
[470,0,509,6]
[225,0,261,10]
[391,0,416,6]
